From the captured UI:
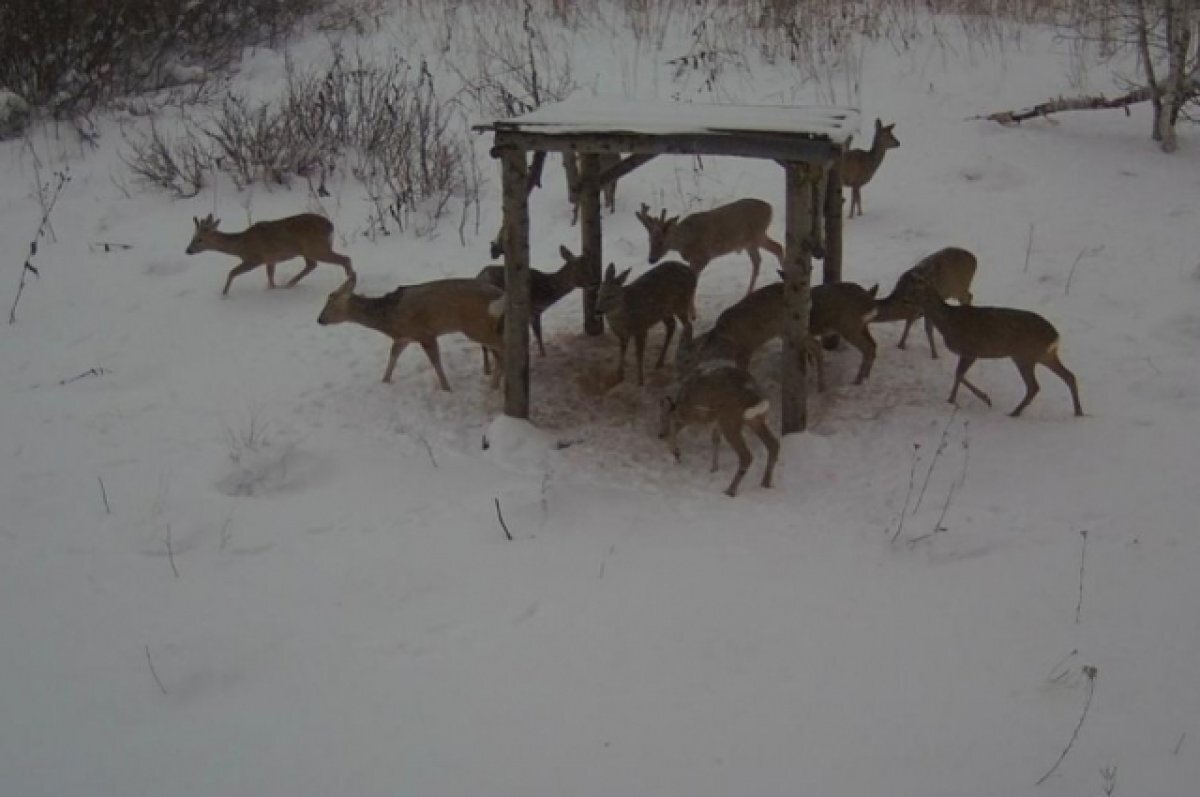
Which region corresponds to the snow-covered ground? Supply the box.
[2,6,1198,796]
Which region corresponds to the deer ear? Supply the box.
[193,216,200,227]
[875,118,883,131]
[604,263,616,281]
[667,216,680,227]
[616,267,632,285]
[868,284,879,298]
[559,245,574,261]
[776,270,785,281]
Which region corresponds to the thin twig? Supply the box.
[890,443,922,543]
[1064,245,1102,297]
[1075,530,1089,624]
[930,420,970,536]
[1046,649,1079,683]
[145,644,168,695]
[419,436,438,468]
[60,367,109,385]
[1036,666,1098,786]
[98,476,111,515]
[1173,731,1186,756]
[11,170,70,325]
[494,497,513,541]
[1024,222,1034,273]
[914,406,958,513]
[165,525,179,578]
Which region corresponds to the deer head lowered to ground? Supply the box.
[659,361,781,497]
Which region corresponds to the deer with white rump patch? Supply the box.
[678,280,879,389]
[873,246,977,358]
[476,245,591,372]
[595,261,697,387]
[185,213,353,296]
[841,119,899,218]
[659,361,780,497]
[636,199,784,297]
[317,275,505,392]
[914,277,1084,417]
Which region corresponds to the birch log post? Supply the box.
[501,149,531,418]
[578,153,605,336]
[781,162,816,434]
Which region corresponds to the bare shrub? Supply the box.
[0,0,328,119]
[121,120,211,198]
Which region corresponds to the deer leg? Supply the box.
[845,326,877,384]
[322,249,354,276]
[221,261,259,296]
[710,426,721,473]
[382,339,410,384]
[531,313,546,357]
[718,417,753,498]
[749,416,780,489]
[1042,350,1084,417]
[761,235,785,266]
[950,355,991,406]
[487,347,504,389]
[923,316,941,358]
[482,346,492,376]
[745,248,763,295]
[285,257,319,288]
[634,332,648,386]
[801,336,826,392]
[1009,358,1041,417]
[613,336,629,385]
[265,262,279,289]
[419,339,453,392]
[656,317,676,369]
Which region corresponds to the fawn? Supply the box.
[915,278,1084,417]
[659,361,780,497]
[874,246,977,358]
[841,119,899,218]
[317,275,505,392]
[185,213,353,296]
[476,245,591,371]
[595,261,697,387]
[635,199,784,297]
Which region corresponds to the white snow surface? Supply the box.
[483,96,859,142]
[2,10,1199,797]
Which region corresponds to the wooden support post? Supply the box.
[578,153,604,335]
[781,162,815,435]
[500,148,531,419]
[823,157,844,285]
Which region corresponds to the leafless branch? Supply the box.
[145,644,168,695]
[98,476,111,515]
[1075,529,1089,623]
[1036,665,1099,786]
[494,497,513,541]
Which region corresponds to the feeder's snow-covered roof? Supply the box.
[478,97,859,144]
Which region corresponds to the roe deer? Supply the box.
[635,199,784,297]
[595,261,697,387]
[873,246,977,358]
[185,213,353,296]
[317,275,505,392]
[674,283,827,390]
[915,278,1084,417]
[659,361,780,497]
[476,245,591,370]
[841,119,899,218]
[677,280,878,387]
[562,152,621,224]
